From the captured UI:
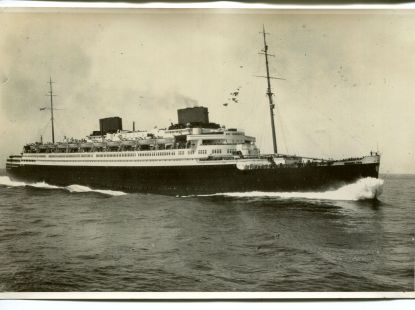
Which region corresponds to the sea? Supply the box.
[0,171,413,292]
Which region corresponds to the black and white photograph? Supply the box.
[0,5,414,296]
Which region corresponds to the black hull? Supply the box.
[6,163,379,195]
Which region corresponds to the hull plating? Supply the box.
[6,163,379,195]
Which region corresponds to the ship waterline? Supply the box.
[6,149,380,195]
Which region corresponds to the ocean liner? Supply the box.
[6,28,380,195]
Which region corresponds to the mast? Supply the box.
[261,25,278,154]
[48,77,55,144]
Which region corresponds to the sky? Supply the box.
[0,9,414,173]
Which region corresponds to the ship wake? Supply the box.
[197,177,384,201]
[0,176,126,196]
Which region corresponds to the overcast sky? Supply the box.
[0,9,414,173]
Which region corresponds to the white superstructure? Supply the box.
[18,126,264,167]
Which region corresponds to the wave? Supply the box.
[0,176,126,196]
[194,177,384,201]
[0,176,384,200]
[65,184,126,196]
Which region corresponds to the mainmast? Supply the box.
[48,77,55,144]
[260,26,278,154]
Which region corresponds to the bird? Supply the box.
[224,86,242,107]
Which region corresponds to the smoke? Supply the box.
[174,93,199,108]
[144,92,199,110]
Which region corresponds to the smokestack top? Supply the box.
[177,106,209,125]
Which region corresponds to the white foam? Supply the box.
[197,177,384,201]
[0,175,383,200]
[66,184,126,196]
[0,176,27,187]
[29,181,61,189]
[0,176,126,196]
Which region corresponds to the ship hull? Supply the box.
[6,162,379,196]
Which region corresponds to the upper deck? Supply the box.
[22,127,259,157]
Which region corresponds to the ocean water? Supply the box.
[0,172,413,292]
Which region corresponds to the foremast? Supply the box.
[40,77,56,144]
[48,77,55,144]
[260,26,278,154]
